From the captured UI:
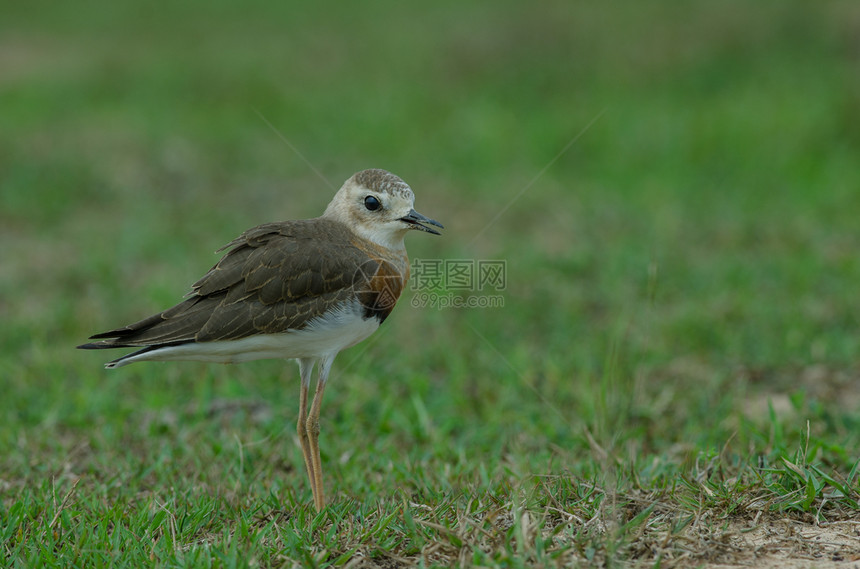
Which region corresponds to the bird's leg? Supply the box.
[296,358,317,507]
[307,356,333,512]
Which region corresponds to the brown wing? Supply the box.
[81,219,378,348]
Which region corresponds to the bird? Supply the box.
[78,168,443,511]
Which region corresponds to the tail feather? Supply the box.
[103,345,167,368]
[85,311,170,341]
[77,340,135,350]
[77,341,191,368]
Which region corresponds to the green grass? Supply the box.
[2,1,860,567]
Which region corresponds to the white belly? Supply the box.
[112,300,380,366]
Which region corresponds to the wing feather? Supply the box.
[82,219,378,349]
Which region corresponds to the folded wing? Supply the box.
[79,219,376,349]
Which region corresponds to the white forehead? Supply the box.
[350,169,414,203]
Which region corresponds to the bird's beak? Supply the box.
[400,209,444,235]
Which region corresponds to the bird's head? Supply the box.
[324,169,443,250]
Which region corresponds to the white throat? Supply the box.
[351,224,408,251]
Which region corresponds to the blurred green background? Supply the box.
[1,0,859,564]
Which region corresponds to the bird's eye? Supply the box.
[364,195,382,211]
